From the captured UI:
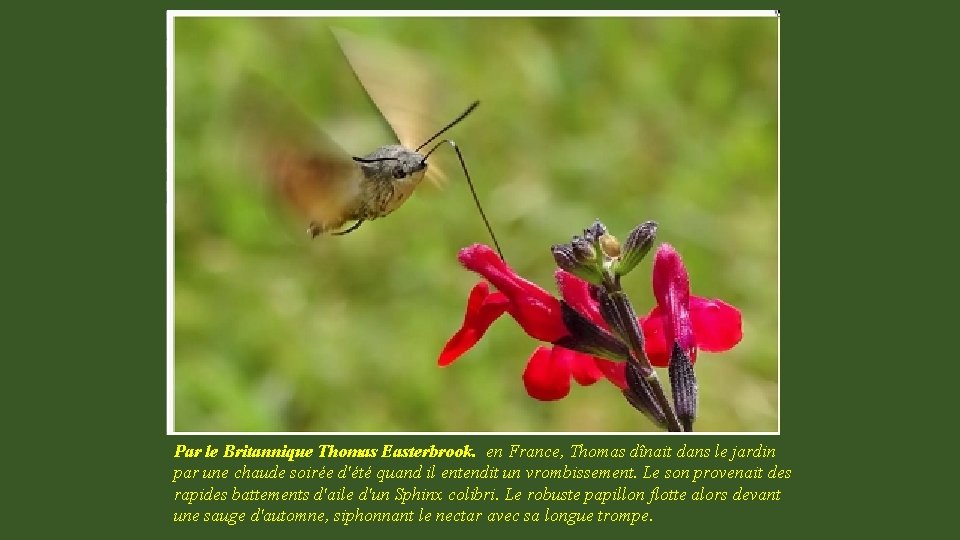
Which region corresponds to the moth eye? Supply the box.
[392,167,406,179]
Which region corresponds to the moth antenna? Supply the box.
[353,156,399,164]
[423,139,505,261]
[415,101,480,152]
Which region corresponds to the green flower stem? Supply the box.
[603,274,684,432]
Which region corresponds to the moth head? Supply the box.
[356,145,428,183]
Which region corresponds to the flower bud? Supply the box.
[584,219,608,243]
[571,236,597,263]
[551,244,577,268]
[614,220,657,277]
[599,233,621,258]
[551,244,602,285]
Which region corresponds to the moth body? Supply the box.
[354,145,429,218]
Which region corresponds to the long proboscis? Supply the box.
[423,138,505,262]
[415,101,480,153]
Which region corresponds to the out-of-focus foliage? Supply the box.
[174,16,777,432]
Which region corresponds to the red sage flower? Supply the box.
[438,242,742,402]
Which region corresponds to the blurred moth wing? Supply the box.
[234,32,479,240]
[331,27,450,186]
[234,80,361,236]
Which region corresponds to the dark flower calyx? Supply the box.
[554,301,631,362]
[668,341,697,432]
[624,362,667,428]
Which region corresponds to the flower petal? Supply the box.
[652,243,695,360]
[689,297,743,352]
[438,281,509,366]
[639,313,671,367]
[555,270,606,328]
[565,348,604,386]
[593,357,628,390]
[459,244,567,342]
[641,296,743,364]
[522,346,571,401]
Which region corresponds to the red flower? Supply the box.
[523,346,612,401]
[553,251,741,368]
[456,244,567,343]
[440,245,619,401]
[640,244,743,366]
[437,281,510,367]
[438,243,742,400]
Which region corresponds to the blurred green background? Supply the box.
[174,16,777,432]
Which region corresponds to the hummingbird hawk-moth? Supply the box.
[238,27,503,257]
